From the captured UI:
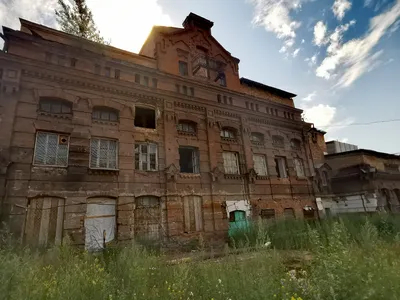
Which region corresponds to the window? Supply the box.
[218,72,226,87]
[272,135,284,148]
[179,147,199,173]
[275,156,288,178]
[175,84,180,93]
[92,107,119,122]
[39,97,72,115]
[114,69,120,79]
[33,132,69,167]
[223,96,227,104]
[177,120,196,134]
[70,58,77,67]
[321,171,328,186]
[179,61,188,76]
[250,103,254,110]
[134,107,156,129]
[266,107,270,114]
[190,87,195,97]
[217,95,222,103]
[260,209,275,220]
[135,143,158,171]
[253,154,268,176]
[104,67,111,77]
[290,138,301,150]
[294,158,305,178]
[256,104,259,111]
[223,152,240,174]
[182,85,188,95]
[250,132,264,144]
[152,78,158,88]
[229,97,233,105]
[284,208,295,219]
[275,109,278,116]
[246,102,249,109]
[135,196,161,240]
[57,55,66,66]
[135,74,140,83]
[284,112,287,118]
[143,76,149,86]
[183,196,203,232]
[95,64,101,75]
[90,138,118,170]
[220,127,236,139]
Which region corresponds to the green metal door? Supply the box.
[228,210,247,237]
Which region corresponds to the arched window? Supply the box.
[290,138,301,150]
[177,120,197,134]
[272,135,284,148]
[250,132,264,144]
[220,127,236,139]
[39,97,72,115]
[92,106,119,122]
[135,196,161,241]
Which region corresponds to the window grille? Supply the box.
[253,154,268,176]
[33,132,69,167]
[92,107,119,122]
[135,143,158,171]
[294,158,305,178]
[90,138,118,170]
[223,152,240,174]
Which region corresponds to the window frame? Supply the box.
[135,142,158,171]
[220,127,236,139]
[253,154,268,176]
[275,156,288,178]
[272,135,285,148]
[92,106,119,122]
[179,61,189,76]
[250,132,264,144]
[179,146,200,174]
[294,157,305,178]
[177,120,197,134]
[89,138,119,170]
[222,151,240,175]
[134,106,156,129]
[38,98,72,115]
[33,131,70,167]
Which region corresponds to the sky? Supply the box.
[1,0,400,154]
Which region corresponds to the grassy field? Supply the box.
[2,215,400,299]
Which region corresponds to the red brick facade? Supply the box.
[0,14,322,248]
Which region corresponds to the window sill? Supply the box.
[180,173,201,178]
[32,164,68,168]
[224,173,242,180]
[256,175,269,180]
[221,137,238,143]
[177,131,197,137]
[251,141,264,146]
[38,111,72,119]
[93,119,119,126]
[88,168,119,175]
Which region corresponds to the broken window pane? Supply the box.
[179,147,199,173]
[135,143,158,171]
[275,156,287,178]
[134,107,156,129]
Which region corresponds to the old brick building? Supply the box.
[0,13,322,249]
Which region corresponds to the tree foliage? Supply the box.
[55,0,108,44]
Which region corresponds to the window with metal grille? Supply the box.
[253,154,268,176]
[179,61,188,76]
[272,135,284,148]
[134,107,156,129]
[290,138,301,150]
[92,107,119,122]
[135,143,158,171]
[220,127,236,139]
[179,147,199,173]
[275,156,288,178]
[33,132,69,167]
[177,120,196,134]
[90,138,118,170]
[294,158,305,178]
[250,132,264,144]
[39,97,72,115]
[260,209,275,220]
[223,152,240,174]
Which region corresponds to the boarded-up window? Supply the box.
[183,196,203,233]
[85,198,116,251]
[223,152,240,174]
[25,197,64,247]
[135,196,161,240]
[294,158,305,178]
[33,132,69,167]
[284,208,295,219]
[90,138,118,170]
[260,209,275,220]
[253,154,268,176]
[135,143,158,171]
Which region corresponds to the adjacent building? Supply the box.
[0,13,323,249]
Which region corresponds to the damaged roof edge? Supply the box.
[325,149,400,160]
[240,77,297,99]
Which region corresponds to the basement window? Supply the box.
[134,107,156,129]
[275,156,288,178]
[260,209,275,220]
[179,147,199,173]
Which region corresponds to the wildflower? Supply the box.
[218,279,222,284]
[264,241,271,247]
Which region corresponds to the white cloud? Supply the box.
[250,0,302,53]
[305,53,318,66]
[303,104,336,127]
[292,48,300,57]
[0,0,173,53]
[301,39,305,43]
[302,91,317,102]
[313,21,327,46]
[332,0,352,21]
[364,0,374,7]
[316,0,400,88]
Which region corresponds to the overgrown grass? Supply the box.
[2,215,400,299]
